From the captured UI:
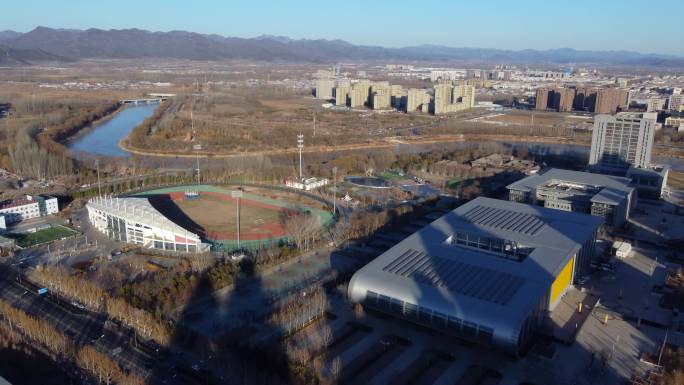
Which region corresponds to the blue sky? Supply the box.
[4,0,683,56]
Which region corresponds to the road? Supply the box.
[0,264,155,379]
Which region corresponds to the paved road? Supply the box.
[0,265,154,379]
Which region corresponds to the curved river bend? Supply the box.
[67,104,684,172]
[68,104,157,158]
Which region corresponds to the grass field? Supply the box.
[16,225,80,248]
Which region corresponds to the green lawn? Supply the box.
[16,226,80,248]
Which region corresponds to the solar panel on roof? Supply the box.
[461,205,546,236]
[382,249,525,306]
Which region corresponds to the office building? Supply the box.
[87,196,209,253]
[0,195,59,224]
[315,78,335,100]
[348,197,602,354]
[589,112,657,174]
[507,168,634,227]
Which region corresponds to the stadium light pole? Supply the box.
[332,166,337,217]
[96,159,102,197]
[193,144,202,186]
[297,133,304,180]
[232,190,243,250]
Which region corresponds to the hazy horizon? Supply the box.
[4,0,684,56]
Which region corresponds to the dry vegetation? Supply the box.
[0,299,144,385]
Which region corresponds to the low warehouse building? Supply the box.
[348,197,602,354]
[506,168,634,227]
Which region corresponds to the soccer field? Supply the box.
[16,225,80,248]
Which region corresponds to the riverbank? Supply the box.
[119,133,593,159]
[60,103,126,145]
[68,103,159,157]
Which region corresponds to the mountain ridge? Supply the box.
[3,27,684,67]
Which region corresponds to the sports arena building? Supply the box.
[348,197,602,354]
[86,195,209,253]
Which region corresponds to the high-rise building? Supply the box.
[557,88,576,112]
[371,81,391,110]
[594,88,628,114]
[335,85,350,106]
[406,88,428,112]
[452,85,475,108]
[433,83,475,114]
[433,82,453,114]
[669,93,684,112]
[647,98,667,112]
[573,87,597,112]
[589,112,657,174]
[390,85,407,110]
[315,78,335,100]
[350,80,371,108]
[535,88,550,111]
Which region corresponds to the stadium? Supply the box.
[86,184,334,253]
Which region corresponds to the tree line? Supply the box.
[29,266,170,346]
[0,299,144,385]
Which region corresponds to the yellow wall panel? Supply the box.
[550,256,574,304]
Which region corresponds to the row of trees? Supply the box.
[29,266,170,345]
[117,258,237,317]
[0,299,143,385]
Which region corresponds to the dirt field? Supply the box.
[481,110,592,127]
[669,171,684,190]
[175,194,283,235]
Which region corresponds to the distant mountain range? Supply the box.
[2,26,683,67]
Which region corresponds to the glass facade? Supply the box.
[365,290,495,345]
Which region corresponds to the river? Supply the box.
[68,103,157,157]
[66,104,684,172]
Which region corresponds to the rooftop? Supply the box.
[86,196,201,240]
[507,168,633,205]
[350,197,603,330]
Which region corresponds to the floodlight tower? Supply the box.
[297,133,304,180]
[193,144,202,185]
[191,111,201,186]
[95,159,102,197]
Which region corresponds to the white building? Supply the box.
[0,195,59,224]
[86,196,209,253]
[612,241,632,258]
[286,177,329,191]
